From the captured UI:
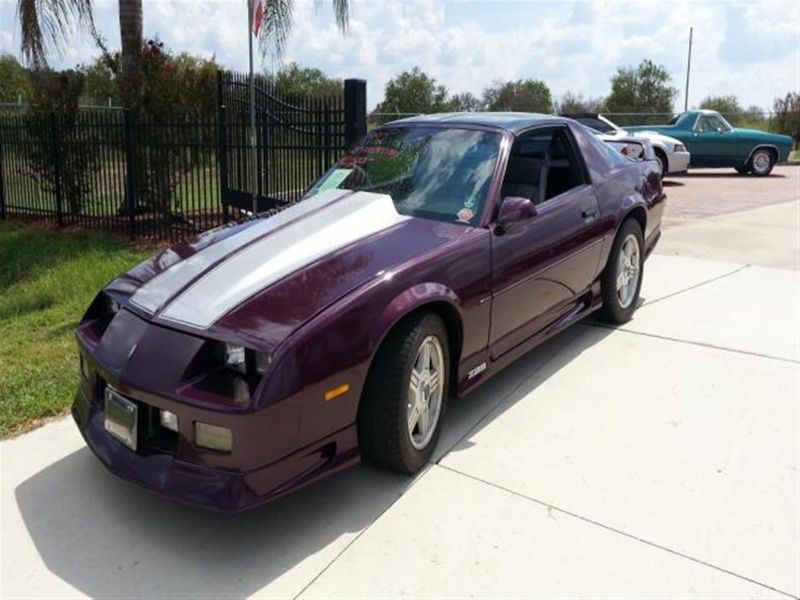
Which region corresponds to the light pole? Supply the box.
[684,27,693,112]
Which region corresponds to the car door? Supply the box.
[687,115,737,166]
[489,126,603,359]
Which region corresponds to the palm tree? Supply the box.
[117,0,142,94]
[16,0,349,103]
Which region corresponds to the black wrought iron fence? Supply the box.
[0,71,368,241]
[0,110,222,241]
[217,71,366,213]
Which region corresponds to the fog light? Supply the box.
[195,422,232,452]
[160,409,179,432]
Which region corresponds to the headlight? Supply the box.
[224,343,271,377]
[674,143,686,152]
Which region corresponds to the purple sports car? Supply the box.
[73,113,664,511]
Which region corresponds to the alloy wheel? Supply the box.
[407,335,445,450]
[616,234,641,309]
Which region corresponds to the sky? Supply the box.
[1,0,798,111]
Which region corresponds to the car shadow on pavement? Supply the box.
[13,324,613,599]
[662,180,685,187]
[676,172,786,179]
[14,445,412,598]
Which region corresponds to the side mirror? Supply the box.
[717,127,726,134]
[498,196,536,228]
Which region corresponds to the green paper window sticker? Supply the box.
[318,169,353,191]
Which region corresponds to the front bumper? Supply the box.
[72,384,359,512]
[667,150,690,174]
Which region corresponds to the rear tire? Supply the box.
[598,219,644,324]
[358,313,449,474]
[747,148,775,177]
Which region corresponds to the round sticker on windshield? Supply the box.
[457,208,474,223]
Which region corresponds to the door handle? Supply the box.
[582,209,597,221]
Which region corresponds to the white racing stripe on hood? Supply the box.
[130,189,349,314]
[159,192,407,329]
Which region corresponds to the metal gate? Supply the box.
[217,71,367,214]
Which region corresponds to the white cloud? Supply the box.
[0,0,798,111]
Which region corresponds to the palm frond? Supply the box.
[324,0,349,33]
[17,0,95,69]
[259,0,349,59]
[259,0,294,60]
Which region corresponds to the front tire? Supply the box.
[358,313,449,474]
[748,148,775,177]
[654,150,668,179]
[598,219,644,324]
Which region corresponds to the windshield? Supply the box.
[305,126,502,226]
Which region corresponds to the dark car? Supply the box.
[72,113,665,511]
[627,109,794,176]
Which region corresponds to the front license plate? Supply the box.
[104,386,137,451]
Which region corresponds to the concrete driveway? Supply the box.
[2,200,798,599]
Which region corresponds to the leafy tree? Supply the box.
[446,91,483,112]
[81,45,218,115]
[771,92,800,143]
[743,105,766,122]
[82,56,119,106]
[0,54,33,104]
[374,67,450,117]
[268,62,342,98]
[558,91,605,115]
[699,94,743,124]
[605,59,677,125]
[482,79,554,114]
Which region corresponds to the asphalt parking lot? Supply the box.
[2,168,799,599]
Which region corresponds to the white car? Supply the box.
[562,113,691,177]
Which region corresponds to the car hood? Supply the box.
[106,189,469,350]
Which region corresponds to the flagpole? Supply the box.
[248,0,258,215]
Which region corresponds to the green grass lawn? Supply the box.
[0,222,152,437]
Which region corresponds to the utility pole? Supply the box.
[684,27,693,112]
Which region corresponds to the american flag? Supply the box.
[251,0,265,35]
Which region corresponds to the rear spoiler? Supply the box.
[604,137,657,162]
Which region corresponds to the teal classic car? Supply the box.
[627,109,794,176]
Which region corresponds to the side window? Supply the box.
[500,126,586,209]
[697,115,727,133]
[544,129,586,200]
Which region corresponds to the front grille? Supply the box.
[136,402,179,456]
